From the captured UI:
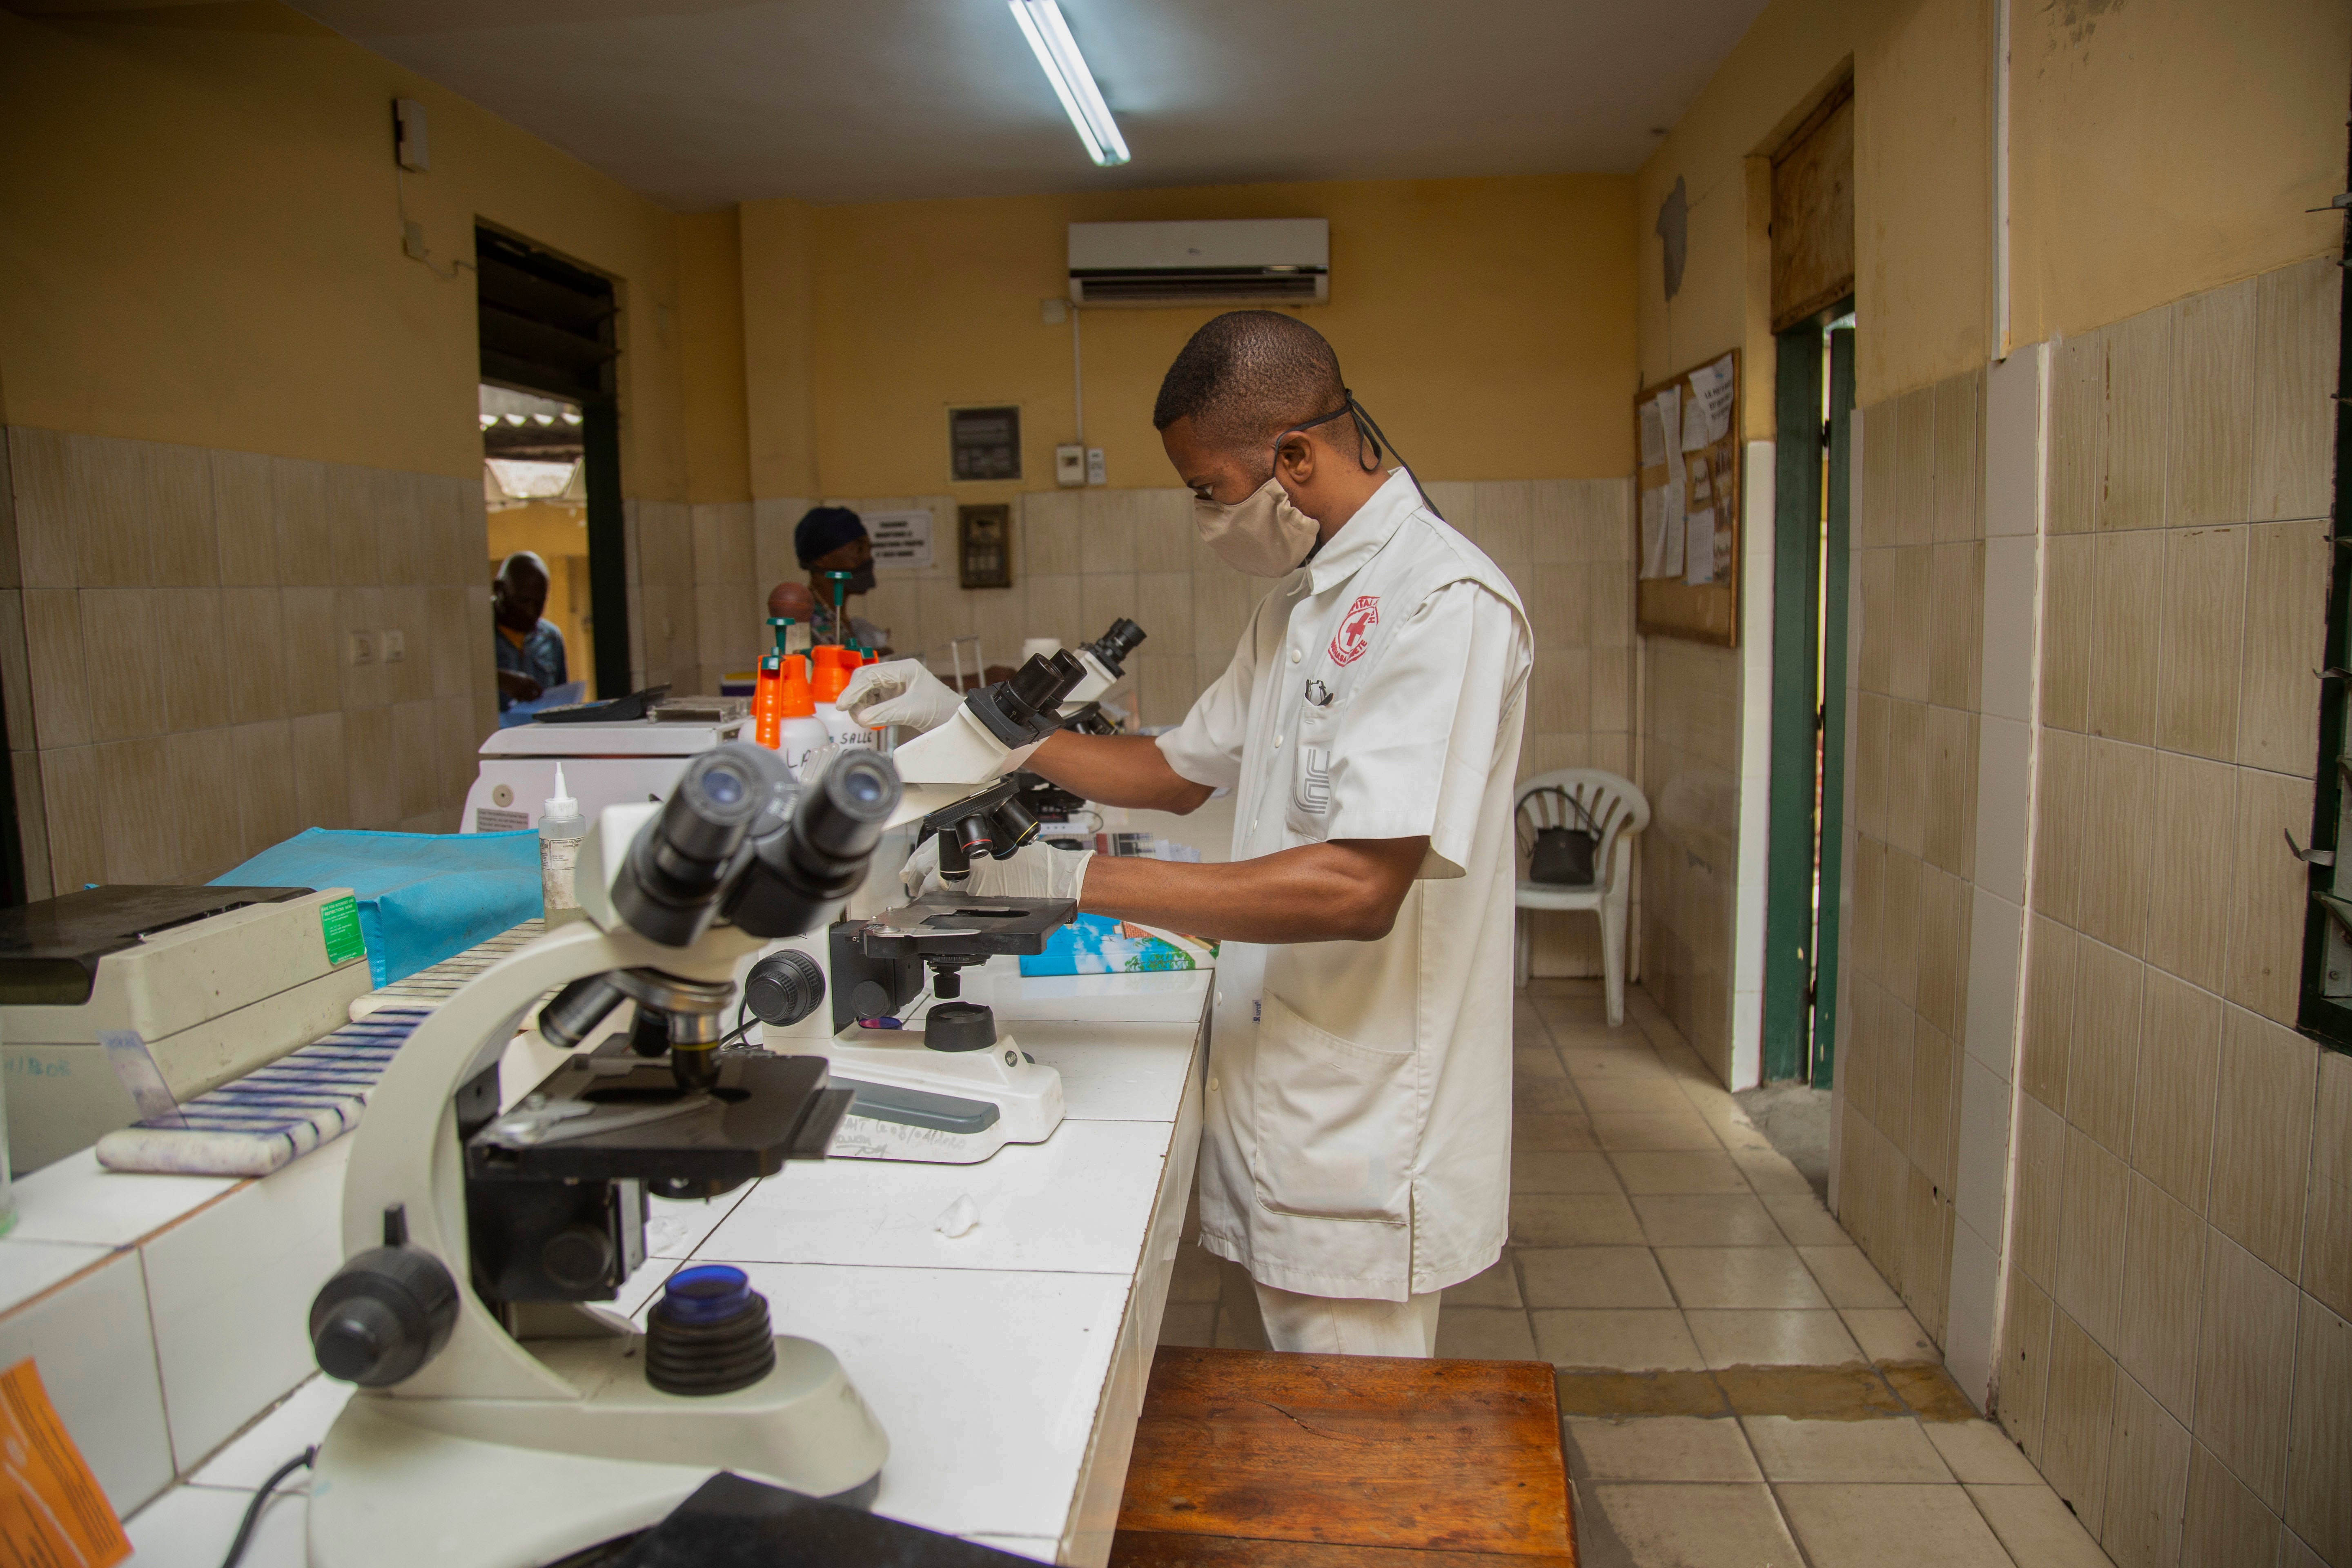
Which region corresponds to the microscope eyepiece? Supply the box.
[615,744,787,947]
[722,748,903,940]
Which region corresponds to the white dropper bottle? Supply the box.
[539,761,588,927]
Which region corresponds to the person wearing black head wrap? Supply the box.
[779,506,891,651]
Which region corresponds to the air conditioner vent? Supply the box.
[1068,219,1330,309]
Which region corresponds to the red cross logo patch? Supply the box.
[1328,595,1379,666]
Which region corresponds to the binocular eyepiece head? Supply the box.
[612,742,902,948]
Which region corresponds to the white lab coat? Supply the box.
[1158,470,1532,1301]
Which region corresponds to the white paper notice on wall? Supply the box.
[1688,353,1737,446]
[867,510,934,571]
[1639,399,1666,468]
[1684,506,1715,585]
[1655,389,1686,578]
[1639,487,1667,578]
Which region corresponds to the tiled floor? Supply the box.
[1158,978,2114,1568]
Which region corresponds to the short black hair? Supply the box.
[1153,311,1356,458]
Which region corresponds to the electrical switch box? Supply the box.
[1054,443,1086,487]
[394,98,430,171]
[1085,448,1107,486]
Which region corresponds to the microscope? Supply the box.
[303,742,903,1568]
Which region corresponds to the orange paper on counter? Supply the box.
[0,1357,131,1567]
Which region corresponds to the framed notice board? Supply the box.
[1634,350,1742,647]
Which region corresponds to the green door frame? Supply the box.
[1816,325,1855,1088]
[1761,306,1856,1085]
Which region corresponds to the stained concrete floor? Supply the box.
[1155,978,2112,1568]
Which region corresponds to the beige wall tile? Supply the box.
[1532,648,1591,735]
[39,744,102,895]
[227,721,298,862]
[81,589,166,742]
[2155,526,2247,761]
[1888,546,1931,701]
[1857,549,1894,695]
[1922,705,1977,878]
[436,694,481,813]
[2225,770,2316,1024]
[2049,332,2107,536]
[221,588,288,728]
[1853,691,1889,842]
[343,704,396,830]
[1135,572,1194,657]
[335,587,386,711]
[1078,489,1136,575]
[2032,727,2088,923]
[2284,1297,2351,1566]
[423,475,468,587]
[1844,975,1882,1115]
[0,596,31,753]
[1932,369,1982,543]
[2116,1174,2209,1420]
[2193,1233,2298,1509]
[2103,305,2173,534]
[2252,257,2339,523]
[1895,388,1936,547]
[2208,1007,2316,1277]
[2067,938,2144,1153]
[1474,480,1533,565]
[2101,1371,2192,1568]
[209,449,276,587]
[95,737,175,882]
[392,700,437,820]
[2078,738,2157,957]
[22,588,90,749]
[2236,520,2327,775]
[2018,1090,2069,1298]
[1592,647,1632,733]
[1903,1163,1953,1340]
[1132,490,1194,574]
[281,587,339,717]
[163,727,238,876]
[2042,1307,2120,1534]
[155,588,230,732]
[9,427,79,588]
[2144,751,2238,993]
[1907,1019,1957,1189]
[2088,529,2163,745]
[1026,574,1082,651]
[1881,849,1923,1009]
[1524,479,1572,562]
[289,710,347,831]
[2132,969,2222,1214]
[1927,541,1983,711]
[428,586,472,699]
[2019,918,2078,1112]
[1914,865,1968,1042]
[73,435,151,588]
[2039,532,2094,733]
[10,751,49,896]
[1078,573,1136,644]
[272,458,332,588]
[2058,1127,2131,1345]
[2181,1441,2282,1568]
[2168,279,2256,528]
[327,466,379,587]
[1884,699,1927,858]
[1849,835,1884,985]
[1526,565,1586,649]
[1998,1267,2056,1455]
[147,441,216,589]
[1861,399,1899,549]
[2307,1051,2352,1323]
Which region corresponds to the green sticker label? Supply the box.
[319,895,365,967]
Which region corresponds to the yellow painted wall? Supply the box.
[0,3,689,493]
[677,208,752,502]
[2008,0,2349,346]
[739,174,1637,499]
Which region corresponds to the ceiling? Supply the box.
[284,0,1768,210]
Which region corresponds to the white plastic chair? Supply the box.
[1513,769,1650,1026]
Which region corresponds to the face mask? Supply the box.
[842,564,878,595]
[1190,401,1363,578]
[1192,475,1322,578]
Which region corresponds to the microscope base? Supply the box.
[814,1027,1063,1164]
[308,1328,887,1568]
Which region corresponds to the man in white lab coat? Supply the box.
[896,312,1531,1355]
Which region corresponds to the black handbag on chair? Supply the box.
[1521,786,1601,888]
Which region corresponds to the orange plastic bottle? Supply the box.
[810,646,851,704]
[753,655,784,748]
[774,655,828,775]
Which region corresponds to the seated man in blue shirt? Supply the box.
[492,551,568,709]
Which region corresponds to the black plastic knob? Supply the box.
[744,949,826,1028]
[310,1241,459,1388]
[541,1225,617,1294]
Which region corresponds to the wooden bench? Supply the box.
[1110,1347,1576,1567]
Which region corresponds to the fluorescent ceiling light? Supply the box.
[1009,0,1129,167]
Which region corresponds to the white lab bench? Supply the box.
[8,956,1211,1568]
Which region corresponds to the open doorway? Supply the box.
[475,227,628,704]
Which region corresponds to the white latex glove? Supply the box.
[840,659,963,732]
[912,840,1093,904]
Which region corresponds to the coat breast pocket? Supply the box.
[1248,993,1416,1225]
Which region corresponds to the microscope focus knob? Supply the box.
[310,1243,460,1388]
[744,949,826,1029]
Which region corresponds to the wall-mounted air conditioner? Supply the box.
[1067,219,1329,307]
